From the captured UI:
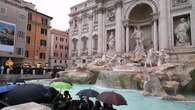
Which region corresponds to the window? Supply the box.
[60,45,63,49]
[40,40,47,47]
[17,31,25,38]
[85,3,87,7]
[82,59,86,63]
[16,48,23,55]
[60,38,64,42]
[39,53,46,59]
[41,18,48,25]
[41,28,44,34]
[18,13,26,20]
[72,39,78,50]
[0,7,7,16]
[65,46,69,50]
[60,53,62,57]
[28,13,32,21]
[65,54,68,58]
[81,37,88,50]
[56,37,58,40]
[25,51,29,57]
[60,60,62,63]
[66,39,68,43]
[26,36,31,44]
[41,28,47,35]
[54,60,57,63]
[54,52,58,57]
[27,24,31,31]
[55,44,58,48]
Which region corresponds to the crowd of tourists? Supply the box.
[52,91,116,110]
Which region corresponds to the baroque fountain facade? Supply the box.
[65,0,195,100]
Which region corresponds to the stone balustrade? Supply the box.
[72,49,78,57]
[81,49,88,56]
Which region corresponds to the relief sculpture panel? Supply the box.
[172,0,190,7]
[173,14,191,47]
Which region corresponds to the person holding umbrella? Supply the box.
[76,89,99,110]
[84,96,94,109]
[102,103,116,110]
[97,91,127,110]
[78,96,94,110]
[52,92,64,109]
[63,90,72,101]
[93,100,102,110]
[53,91,71,110]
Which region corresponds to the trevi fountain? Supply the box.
[38,0,195,109]
[65,0,195,103]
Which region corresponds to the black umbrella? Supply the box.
[76,89,99,98]
[97,91,127,106]
[2,84,57,105]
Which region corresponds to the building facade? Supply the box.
[23,7,52,67]
[69,0,195,65]
[0,0,28,65]
[48,29,69,68]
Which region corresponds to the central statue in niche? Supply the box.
[131,26,145,54]
[130,26,146,62]
[107,31,115,52]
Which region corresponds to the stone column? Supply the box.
[126,26,130,53]
[88,15,93,56]
[78,17,82,56]
[115,0,123,53]
[153,18,158,50]
[69,34,72,58]
[159,0,169,49]
[97,3,104,55]
[192,0,195,46]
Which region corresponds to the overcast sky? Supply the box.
[25,0,86,31]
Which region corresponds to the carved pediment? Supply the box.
[171,0,191,9]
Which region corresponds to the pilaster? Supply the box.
[115,0,123,53]
[69,33,72,57]
[159,0,170,49]
[192,0,195,47]
[97,6,105,55]
[78,17,82,56]
[153,14,159,50]
[88,14,93,55]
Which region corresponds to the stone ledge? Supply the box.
[1,102,51,110]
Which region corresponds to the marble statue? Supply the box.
[130,26,146,62]
[157,49,169,66]
[107,31,115,51]
[91,53,118,67]
[107,9,115,22]
[143,74,163,96]
[174,18,190,46]
[144,48,157,67]
[131,26,145,53]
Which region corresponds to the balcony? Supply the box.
[81,49,88,56]
[92,48,98,55]
[72,49,78,57]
